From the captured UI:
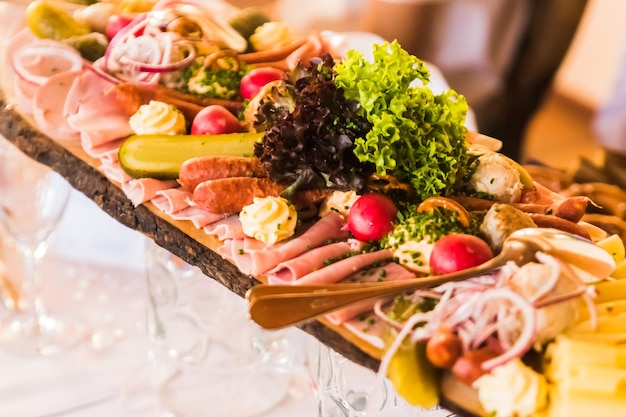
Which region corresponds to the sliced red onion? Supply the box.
[479,288,537,372]
[133,39,196,73]
[103,13,149,69]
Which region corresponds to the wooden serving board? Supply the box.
[0,7,485,412]
[0,82,385,371]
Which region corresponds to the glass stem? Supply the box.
[21,243,47,326]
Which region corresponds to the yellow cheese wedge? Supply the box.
[596,234,626,265]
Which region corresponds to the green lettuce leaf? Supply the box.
[334,40,469,201]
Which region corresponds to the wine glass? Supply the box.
[0,143,78,355]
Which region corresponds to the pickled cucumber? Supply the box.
[228,7,270,41]
[118,131,263,179]
[384,334,440,408]
[64,32,108,61]
[25,0,91,41]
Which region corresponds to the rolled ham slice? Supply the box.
[65,70,133,150]
[342,314,386,350]
[122,178,179,206]
[224,212,349,276]
[169,206,229,229]
[82,138,124,160]
[293,249,394,286]
[32,70,82,142]
[265,240,365,284]
[151,188,193,215]
[99,159,132,184]
[325,262,415,325]
[203,215,245,240]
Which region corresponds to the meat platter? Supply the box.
[2,2,626,417]
[0,0,388,370]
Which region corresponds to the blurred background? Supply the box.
[227,0,626,170]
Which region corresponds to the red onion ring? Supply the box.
[478,288,537,372]
[103,13,149,70]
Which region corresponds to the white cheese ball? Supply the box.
[469,153,524,203]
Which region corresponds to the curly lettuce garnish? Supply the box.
[254,55,374,192]
[334,40,470,201]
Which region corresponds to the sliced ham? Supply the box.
[203,215,245,240]
[342,313,386,350]
[265,240,364,284]
[219,238,271,268]
[325,262,415,325]
[227,212,349,276]
[65,70,132,150]
[152,188,192,215]
[122,178,179,206]
[83,138,124,160]
[99,159,132,184]
[169,206,229,229]
[32,70,82,142]
[293,249,394,286]
[12,77,34,114]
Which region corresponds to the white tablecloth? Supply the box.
[0,189,318,417]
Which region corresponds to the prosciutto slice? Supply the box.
[293,249,394,286]
[266,240,365,284]
[325,262,415,325]
[224,212,349,276]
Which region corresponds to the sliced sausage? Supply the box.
[528,213,591,240]
[178,156,267,192]
[193,177,286,214]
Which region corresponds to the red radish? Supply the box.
[240,67,285,100]
[105,15,136,40]
[347,193,398,242]
[429,233,493,275]
[191,105,243,135]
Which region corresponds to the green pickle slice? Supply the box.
[385,331,440,409]
[25,0,91,41]
[118,131,263,180]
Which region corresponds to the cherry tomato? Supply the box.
[347,193,398,242]
[240,67,285,100]
[105,15,136,40]
[429,233,493,275]
[191,105,243,135]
